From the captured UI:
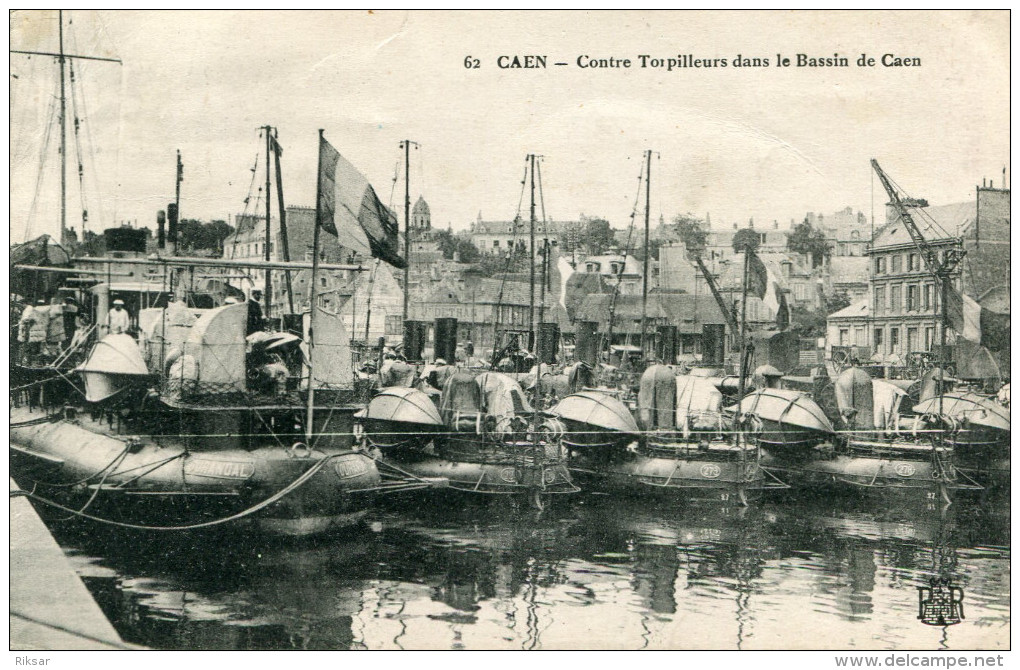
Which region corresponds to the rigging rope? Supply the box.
[23,74,61,242]
[11,452,339,532]
[488,158,531,365]
[602,159,647,376]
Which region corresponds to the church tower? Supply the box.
[412,196,431,237]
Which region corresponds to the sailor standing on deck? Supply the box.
[247,290,265,335]
[106,299,131,335]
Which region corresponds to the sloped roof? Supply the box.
[472,219,565,235]
[573,293,727,331]
[827,299,870,320]
[713,252,807,291]
[873,201,973,249]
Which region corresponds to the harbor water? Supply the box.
[42,488,1009,650]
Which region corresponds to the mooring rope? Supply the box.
[9,453,339,532]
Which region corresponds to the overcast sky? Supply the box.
[9,10,1009,245]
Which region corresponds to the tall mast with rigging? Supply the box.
[272,129,295,313]
[306,129,326,443]
[527,152,544,509]
[58,10,67,245]
[11,11,122,245]
[264,125,273,319]
[529,154,537,351]
[400,139,417,323]
[640,149,652,361]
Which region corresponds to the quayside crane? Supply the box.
[870,159,966,280]
[684,242,740,348]
[870,158,966,408]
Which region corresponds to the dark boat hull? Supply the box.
[568,444,772,503]
[761,444,970,500]
[379,441,575,495]
[10,406,381,536]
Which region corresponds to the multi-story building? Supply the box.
[866,201,971,359]
[805,206,870,257]
[575,253,645,296]
[466,214,568,255]
[827,182,1010,362]
[223,206,363,314]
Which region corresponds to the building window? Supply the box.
[923,284,932,311]
[493,240,499,248]
[891,255,902,273]
[925,327,934,351]
[907,284,918,312]
[908,253,918,271]
[875,257,886,274]
[890,285,901,311]
[874,327,884,352]
[839,329,849,346]
[890,327,899,352]
[875,287,885,315]
[907,327,918,353]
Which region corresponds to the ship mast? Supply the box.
[264,125,273,319]
[272,129,295,313]
[400,139,417,323]
[11,11,122,245]
[529,154,537,351]
[58,10,67,245]
[528,152,544,509]
[640,149,651,362]
[306,129,326,443]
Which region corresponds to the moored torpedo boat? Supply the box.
[552,366,785,503]
[912,391,1010,482]
[358,371,576,498]
[751,366,978,500]
[730,387,835,453]
[11,300,441,537]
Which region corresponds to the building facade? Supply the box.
[467,214,567,255]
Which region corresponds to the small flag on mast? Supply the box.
[316,135,406,269]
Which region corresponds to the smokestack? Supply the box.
[157,210,166,248]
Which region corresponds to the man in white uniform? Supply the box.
[107,299,131,334]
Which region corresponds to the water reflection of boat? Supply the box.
[48,485,1010,650]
